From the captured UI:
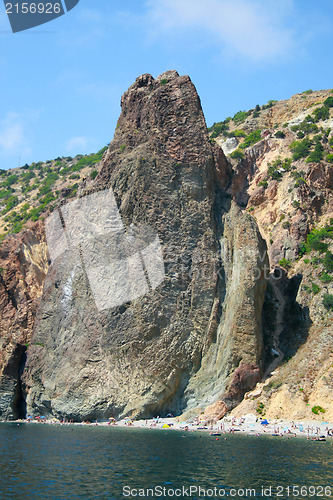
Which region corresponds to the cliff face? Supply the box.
[0,222,48,419]
[13,71,267,421]
[212,89,333,422]
[2,76,333,423]
[184,202,267,413]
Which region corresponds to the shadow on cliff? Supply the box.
[262,268,312,373]
[0,344,27,420]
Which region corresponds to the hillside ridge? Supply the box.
[209,87,333,422]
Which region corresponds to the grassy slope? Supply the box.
[0,146,107,239]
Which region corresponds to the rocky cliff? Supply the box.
[0,71,267,420]
[0,222,48,418]
[211,89,333,422]
[1,75,332,422]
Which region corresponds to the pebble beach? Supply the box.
[7,414,333,441]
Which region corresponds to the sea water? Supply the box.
[0,423,332,499]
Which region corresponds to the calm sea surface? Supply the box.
[0,423,332,499]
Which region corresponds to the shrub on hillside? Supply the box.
[0,189,13,200]
[300,223,333,256]
[312,106,330,122]
[290,138,312,161]
[262,100,277,110]
[233,110,251,124]
[259,180,268,188]
[324,97,333,108]
[290,171,306,187]
[38,185,52,196]
[323,251,333,273]
[312,405,326,414]
[239,130,262,149]
[229,149,244,160]
[267,157,291,181]
[291,118,319,136]
[306,142,324,163]
[2,196,19,215]
[228,129,246,138]
[208,119,230,138]
[279,258,292,270]
[71,146,107,171]
[323,294,333,311]
[4,175,19,187]
[320,272,333,283]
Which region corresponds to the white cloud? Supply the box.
[144,0,296,62]
[65,136,97,154]
[0,112,32,157]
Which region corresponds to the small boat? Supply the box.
[209,432,221,436]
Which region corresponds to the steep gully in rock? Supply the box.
[264,273,285,379]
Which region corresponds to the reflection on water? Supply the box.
[0,424,332,499]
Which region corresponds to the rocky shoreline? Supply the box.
[3,414,333,442]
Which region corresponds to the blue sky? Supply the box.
[0,0,333,170]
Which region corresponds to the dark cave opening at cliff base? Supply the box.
[6,345,27,420]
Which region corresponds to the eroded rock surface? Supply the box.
[19,72,267,421]
[0,222,48,418]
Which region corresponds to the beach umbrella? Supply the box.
[261,419,269,425]
[162,424,170,428]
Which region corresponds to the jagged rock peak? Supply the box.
[97,69,211,193]
[114,70,205,148]
[127,70,180,92]
[120,70,187,112]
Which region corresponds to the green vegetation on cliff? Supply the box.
[0,146,107,239]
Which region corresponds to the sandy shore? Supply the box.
[5,414,333,440]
